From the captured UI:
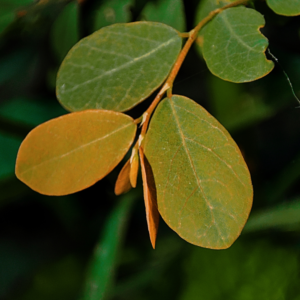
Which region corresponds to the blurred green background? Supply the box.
[1,0,300,299]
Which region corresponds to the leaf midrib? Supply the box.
[62,36,179,94]
[20,122,133,175]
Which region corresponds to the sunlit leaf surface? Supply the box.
[16,110,136,195]
[202,7,274,83]
[266,0,300,16]
[139,147,160,249]
[144,95,253,249]
[57,22,182,112]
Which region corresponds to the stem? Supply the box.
[137,0,251,140]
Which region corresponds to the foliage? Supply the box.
[14,0,300,251]
[1,0,300,299]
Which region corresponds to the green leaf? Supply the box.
[82,193,136,300]
[202,7,274,83]
[50,1,79,62]
[180,240,300,300]
[56,22,182,112]
[16,110,137,196]
[244,199,300,232]
[195,0,236,28]
[140,0,186,32]
[266,0,300,16]
[143,95,253,249]
[93,0,133,31]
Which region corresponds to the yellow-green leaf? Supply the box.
[143,95,253,249]
[16,110,136,196]
[56,22,182,112]
[266,0,300,16]
[202,7,274,83]
[139,147,160,249]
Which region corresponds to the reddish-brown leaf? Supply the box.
[115,159,132,195]
[139,147,160,249]
[130,150,139,188]
[16,110,136,196]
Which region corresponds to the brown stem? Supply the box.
[137,0,251,139]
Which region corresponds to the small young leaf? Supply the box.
[139,147,160,249]
[16,110,136,196]
[93,0,133,31]
[202,7,274,83]
[57,22,182,112]
[266,0,300,16]
[50,1,79,62]
[115,158,132,195]
[143,95,253,249]
[129,149,139,188]
[140,0,186,32]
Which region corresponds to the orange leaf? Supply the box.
[130,149,139,188]
[16,110,136,196]
[139,147,160,249]
[115,159,132,195]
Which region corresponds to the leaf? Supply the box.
[143,95,253,249]
[114,158,132,195]
[0,0,33,35]
[139,147,160,249]
[129,148,139,188]
[93,0,133,31]
[194,0,236,57]
[244,199,300,232]
[50,1,79,62]
[266,0,300,16]
[16,110,136,196]
[81,193,136,300]
[202,7,274,83]
[140,0,186,32]
[56,22,182,112]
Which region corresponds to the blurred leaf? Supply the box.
[0,0,33,35]
[93,0,133,31]
[261,151,300,204]
[81,193,136,300]
[50,1,79,62]
[0,48,33,84]
[14,255,84,300]
[208,74,274,132]
[115,158,132,195]
[16,110,137,195]
[266,0,300,16]
[244,199,300,232]
[139,147,159,249]
[180,240,300,300]
[144,95,253,249]
[0,133,22,180]
[140,0,186,32]
[0,97,66,127]
[202,7,274,83]
[56,22,182,112]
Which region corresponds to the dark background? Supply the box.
[1,0,300,299]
